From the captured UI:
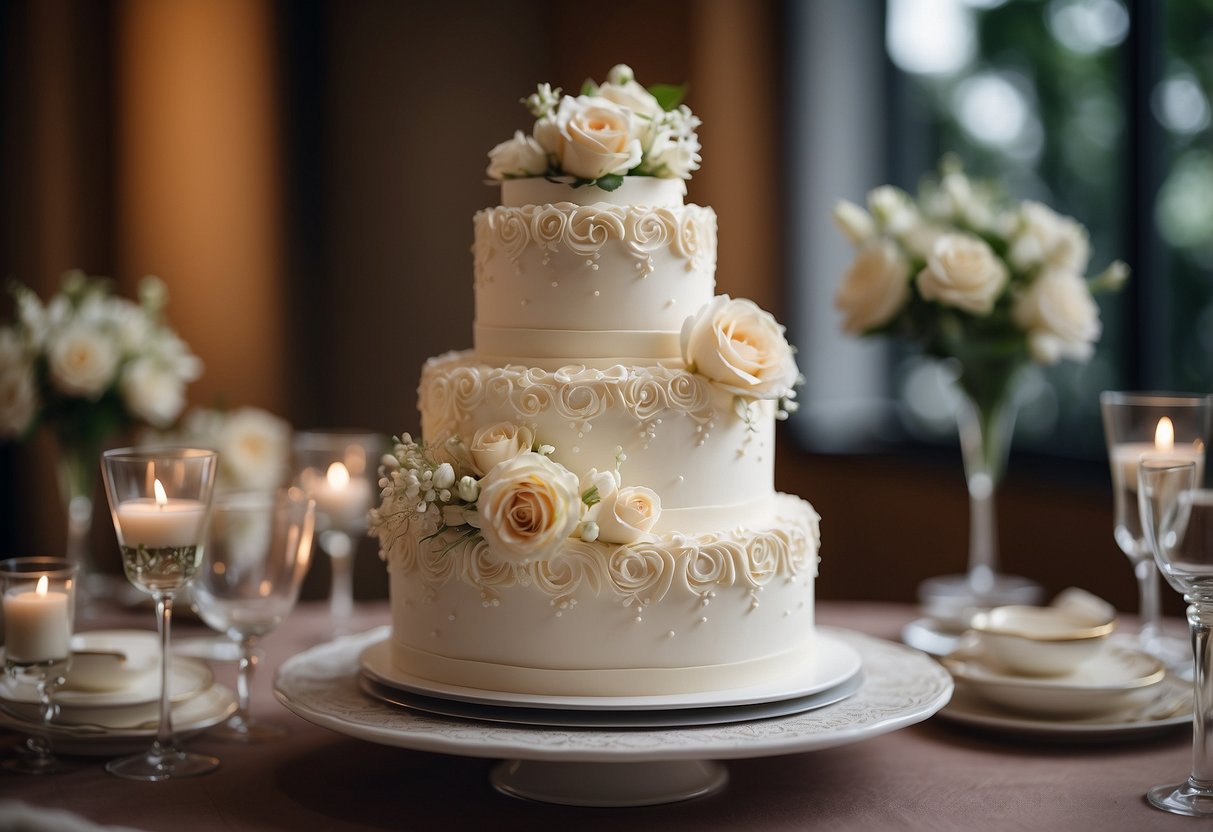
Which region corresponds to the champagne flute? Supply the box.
[0,557,77,774]
[1139,456,1213,816]
[191,488,315,741]
[1100,392,1210,664]
[100,447,218,781]
[292,431,381,636]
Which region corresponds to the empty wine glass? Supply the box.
[0,557,77,774]
[292,431,381,635]
[1101,392,1210,665]
[1139,456,1213,817]
[100,447,218,781]
[192,488,315,741]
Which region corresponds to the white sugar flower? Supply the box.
[523,83,561,118]
[468,422,536,477]
[594,485,662,545]
[835,239,911,334]
[477,452,581,564]
[486,130,549,180]
[681,295,800,399]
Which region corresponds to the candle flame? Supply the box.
[1155,417,1175,452]
[154,478,168,507]
[326,462,351,489]
[35,575,48,597]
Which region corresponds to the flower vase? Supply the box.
[54,434,108,613]
[917,370,1043,626]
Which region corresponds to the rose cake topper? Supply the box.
[486,64,702,192]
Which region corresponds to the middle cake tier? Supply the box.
[420,351,778,535]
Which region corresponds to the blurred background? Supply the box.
[1,0,1209,610]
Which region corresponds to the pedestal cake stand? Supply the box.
[274,626,952,806]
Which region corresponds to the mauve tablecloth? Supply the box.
[0,599,1198,831]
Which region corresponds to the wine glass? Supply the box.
[292,431,381,636]
[0,557,77,774]
[191,488,315,741]
[1100,392,1210,665]
[100,447,218,781]
[1139,456,1213,816]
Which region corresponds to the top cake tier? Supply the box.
[472,177,717,368]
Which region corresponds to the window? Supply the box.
[788,0,1212,461]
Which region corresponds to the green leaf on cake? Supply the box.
[649,83,688,112]
[595,174,624,192]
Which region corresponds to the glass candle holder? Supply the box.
[100,447,218,781]
[0,556,78,774]
[293,431,382,636]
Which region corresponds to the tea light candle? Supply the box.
[309,462,372,526]
[1113,417,1205,491]
[116,479,207,549]
[4,576,71,663]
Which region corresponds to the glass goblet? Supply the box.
[100,447,218,781]
[1139,457,1213,816]
[293,430,381,636]
[1100,391,1210,665]
[192,488,315,741]
[0,557,77,774]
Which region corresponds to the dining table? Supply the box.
[0,598,1199,831]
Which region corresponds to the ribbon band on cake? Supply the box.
[473,325,684,368]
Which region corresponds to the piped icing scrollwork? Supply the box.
[383,493,820,611]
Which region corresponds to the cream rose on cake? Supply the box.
[468,421,536,476]
[477,451,582,564]
[486,130,549,180]
[537,95,642,181]
[916,233,1008,315]
[579,468,663,545]
[680,295,799,399]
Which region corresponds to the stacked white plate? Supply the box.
[937,638,1191,740]
[0,630,236,755]
[357,632,865,728]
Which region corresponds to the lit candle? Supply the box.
[115,479,207,549]
[1113,417,1206,491]
[309,462,372,525]
[4,576,71,663]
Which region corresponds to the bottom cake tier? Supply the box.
[385,493,820,697]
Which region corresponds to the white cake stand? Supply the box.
[273,626,952,807]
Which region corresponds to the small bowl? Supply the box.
[970,604,1115,677]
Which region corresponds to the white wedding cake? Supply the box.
[371,67,820,697]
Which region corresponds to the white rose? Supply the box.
[1012,269,1101,364]
[941,171,993,230]
[468,422,536,477]
[0,332,37,437]
[551,95,642,180]
[595,485,662,545]
[680,295,799,399]
[477,452,581,563]
[867,185,917,235]
[834,239,911,334]
[917,233,1008,315]
[119,357,187,427]
[642,124,701,180]
[457,475,480,503]
[215,407,292,491]
[599,65,663,124]
[47,322,120,397]
[486,130,549,180]
[1009,201,1090,274]
[832,200,876,245]
[532,116,560,155]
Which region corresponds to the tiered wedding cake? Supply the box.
[371,67,820,697]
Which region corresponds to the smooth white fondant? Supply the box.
[501,177,687,208]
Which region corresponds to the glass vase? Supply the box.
[53,432,108,612]
[918,369,1043,625]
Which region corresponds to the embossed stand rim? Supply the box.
[490,759,728,807]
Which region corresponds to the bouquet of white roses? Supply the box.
[142,405,291,493]
[0,270,202,447]
[832,158,1127,415]
[485,64,702,191]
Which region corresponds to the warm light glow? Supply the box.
[326,462,351,490]
[153,478,169,507]
[1155,417,1175,451]
[35,576,48,597]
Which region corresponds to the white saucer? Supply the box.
[942,642,1166,718]
[358,667,865,728]
[937,672,1191,741]
[901,617,966,657]
[0,683,237,756]
[359,629,863,712]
